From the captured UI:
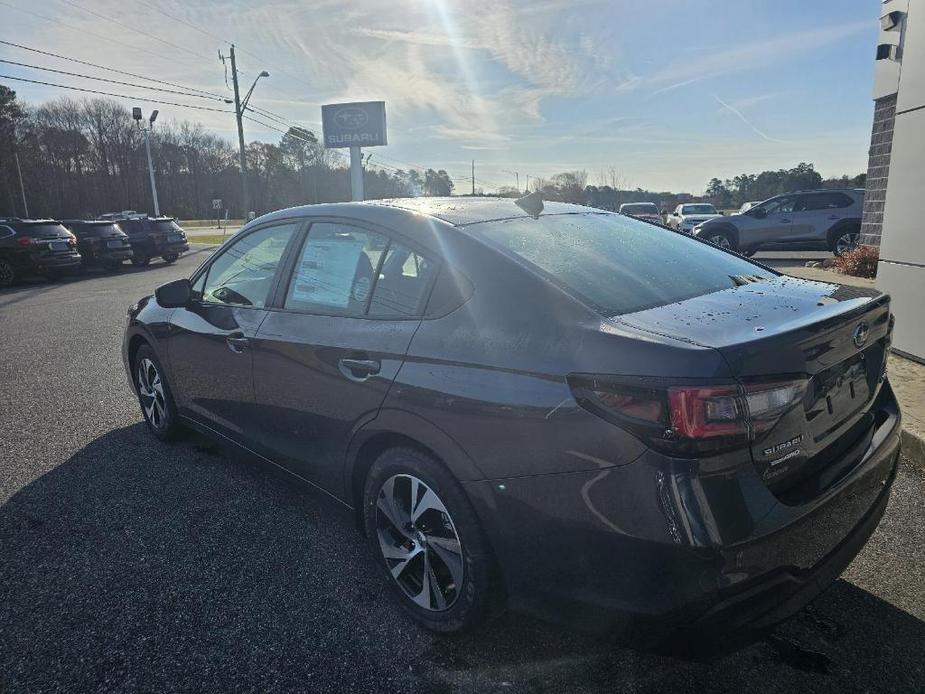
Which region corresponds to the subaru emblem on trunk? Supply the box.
[853,322,870,348]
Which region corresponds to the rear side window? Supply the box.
[368,243,436,317]
[469,213,773,316]
[797,193,854,211]
[285,223,388,315]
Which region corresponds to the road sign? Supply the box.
[321,101,387,148]
[212,199,222,210]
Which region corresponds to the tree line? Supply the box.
[1,85,865,220]
[0,86,454,219]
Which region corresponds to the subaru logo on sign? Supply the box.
[853,322,870,348]
[334,107,369,130]
[322,101,387,148]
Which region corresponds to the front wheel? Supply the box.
[133,344,184,441]
[831,228,860,256]
[0,259,16,287]
[706,230,736,251]
[363,448,499,633]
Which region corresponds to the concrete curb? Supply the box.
[901,428,925,470]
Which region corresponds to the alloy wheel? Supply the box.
[708,234,731,249]
[835,231,860,256]
[0,260,13,287]
[375,474,464,612]
[136,357,167,430]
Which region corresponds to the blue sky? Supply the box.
[0,0,880,193]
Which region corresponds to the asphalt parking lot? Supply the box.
[1,250,924,693]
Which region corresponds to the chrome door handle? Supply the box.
[338,358,381,380]
[226,331,250,353]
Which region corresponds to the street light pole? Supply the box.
[142,128,160,216]
[226,44,269,220]
[134,107,160,217]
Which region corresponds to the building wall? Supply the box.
[860,94,896,247]
[873,0,925,361]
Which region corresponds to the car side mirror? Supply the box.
[660,210,668,215]
[155,278,191,308]
[751,208,767,219]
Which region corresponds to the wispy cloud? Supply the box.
[643,20,872,95]
[712,93,782,142]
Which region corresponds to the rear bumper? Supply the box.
[463,384,901,645]
[28,252,82,271]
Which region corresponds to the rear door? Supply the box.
[250,219,438,496]
[167,220,302,442]
[793,192,855,242]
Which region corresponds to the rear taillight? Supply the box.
[16,236,32,246]
[568,375,806,456]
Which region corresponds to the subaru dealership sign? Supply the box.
[321,101,387,148]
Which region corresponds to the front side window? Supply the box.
[761,196,796,214]
[285,223,388,315]
[201,222,297,307]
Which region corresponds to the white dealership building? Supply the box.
[864,0,925,361]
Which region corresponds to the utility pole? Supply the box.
[13,150,28,218]
[501,169,519,191]
[471,160,475,195]
[224,45,269,219]
[229,45,248,219]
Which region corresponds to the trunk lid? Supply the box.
[619,276,891,497]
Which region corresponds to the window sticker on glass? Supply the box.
[285,224,387,314]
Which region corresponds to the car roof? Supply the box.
[251,197,598,230]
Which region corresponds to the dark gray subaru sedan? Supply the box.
[123,197,901,644]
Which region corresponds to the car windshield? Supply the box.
[621,203,658,214]
[469,213,773,315]
[681,204,717,215]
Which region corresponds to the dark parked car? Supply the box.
[104,214,189,266]
[0,218,81,287]
[62,220,134,271]
[123,198,901,646]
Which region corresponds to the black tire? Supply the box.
[132,255,151,267]
[132,344,185,442]
[363,447,499,633]
[162,254,179,264]
[829,225,860,257]
[0,258,16,287]
[705,229,737,252]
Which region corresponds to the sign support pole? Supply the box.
[350,145,364,201]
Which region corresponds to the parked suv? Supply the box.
[0,218,82,287]
[103,213,189,266]
[693,189,863,256]
[62,220,134,271]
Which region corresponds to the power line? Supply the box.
[0,59,229,102]
[56,0,216,64]
[0,2,217,78]
[0,39,227,100]
[0,74,232,113]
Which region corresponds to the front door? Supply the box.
[250,221,438,496]
[751,195,796,246]
[167,221,301,442]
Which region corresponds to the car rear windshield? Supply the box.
[72,223,122,237]
[469,213,774,316]
[19,223,70,238]
[151,220,182,232]
[621,203,658,214]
